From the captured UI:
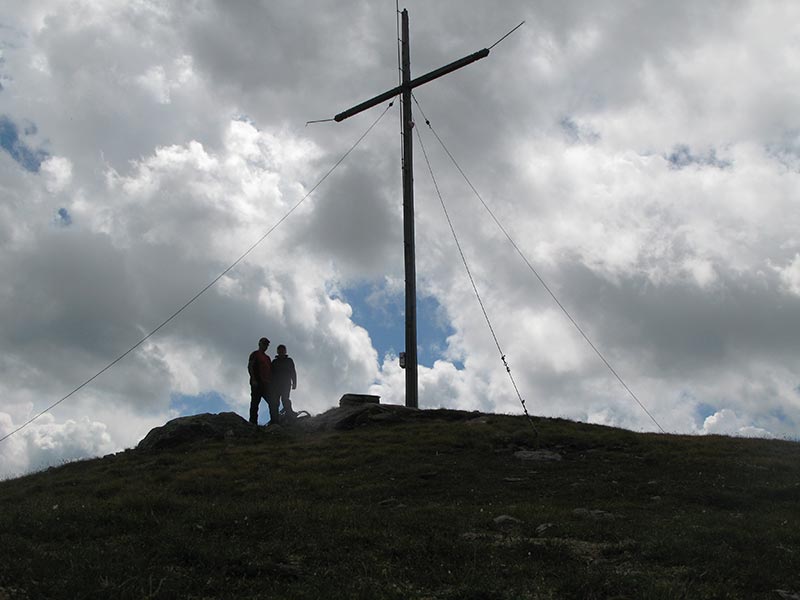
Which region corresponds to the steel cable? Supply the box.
[412,94,666,434]
[415,123,539,435]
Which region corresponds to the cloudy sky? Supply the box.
[2,0,800,479]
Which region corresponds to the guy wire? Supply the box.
[489,21,526,50]
[396,1,405,197]
[412,93,665,434]
[414,119,539,435]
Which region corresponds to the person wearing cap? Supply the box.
[271,344,298,421]
[248,337,274,425]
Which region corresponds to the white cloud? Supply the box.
[133,56,195,105]
[776,254,800,296]
[0,412,115,480]
[702,409,775,438]
[40,156,73,193]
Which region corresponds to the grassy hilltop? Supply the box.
[1,406,799,600]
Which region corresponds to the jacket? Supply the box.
[271,355,297,388]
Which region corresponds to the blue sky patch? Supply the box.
[560,116,600,144]
[695,402,716,421]
[0,115,48,172]
[56,208,72,226]
[342,282,460,368]
[766,130,800,169]
[770,406,790,424]
[667,145,731,170]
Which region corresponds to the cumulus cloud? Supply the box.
[701,409,775,439]
[776,254,800,296]
[0,412,115,480]
[40,155,72,192]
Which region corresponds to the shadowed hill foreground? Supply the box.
[1,405,799,600]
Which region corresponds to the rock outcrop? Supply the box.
[298,403,419,431]
[137,412,259,450]
[137,405,488,449]
[298,403,483,432]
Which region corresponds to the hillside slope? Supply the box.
[1,407,799,599]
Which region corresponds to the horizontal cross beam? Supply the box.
[334,48,490,122]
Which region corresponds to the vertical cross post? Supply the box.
[400,9,418,409]
[333,10,490,409]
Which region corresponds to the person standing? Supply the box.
[271,344,297,421]
[248,337,274,425]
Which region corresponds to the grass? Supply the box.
[1,411,799,599]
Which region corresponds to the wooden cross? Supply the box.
[335,9,492,408]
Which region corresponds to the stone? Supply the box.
[493,515,524,527]
[300,403,417,431]
[339,394,381,407]
[573,508,616,520]
[378,497,406,510]
[514,449,562,462]
[535,523,554,535]
[137,412,260,451]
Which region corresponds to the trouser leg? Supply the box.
[281,387,293,415]
[266,386,279,424]
[249,384,261,424]
[271,384,293,420]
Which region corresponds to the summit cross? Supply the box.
[334,9,493,409]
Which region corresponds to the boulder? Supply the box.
[339,394,381,407]
[137,412,259,451]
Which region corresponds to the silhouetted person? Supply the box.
[248,337,275,425]
[271,344,297,421]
